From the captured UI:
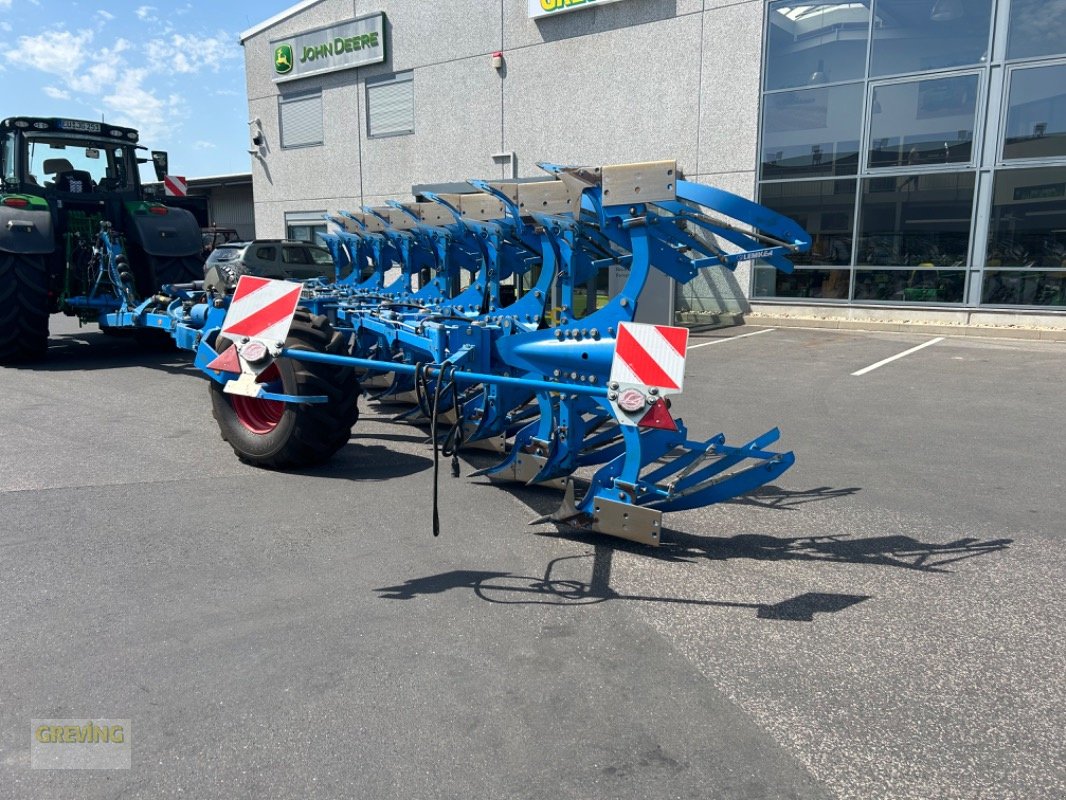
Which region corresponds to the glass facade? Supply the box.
[757,0,1066,309]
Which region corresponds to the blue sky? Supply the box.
[0,0,295,178]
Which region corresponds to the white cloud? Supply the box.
[135,5,157,21]
[97,10,114,21]
[0,0,12,9]
[43,86,70,100]
[101,68,170,139]
[145,31,238,74]
[6,29,93,76]
[193,140,216,150]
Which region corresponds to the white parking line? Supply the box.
[851,337,945,376]
[688,328,776,350]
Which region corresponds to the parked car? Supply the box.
[203,239,337,290]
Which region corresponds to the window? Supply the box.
[761,83,863,179]
[1002,64,1066,161]
[1,133,14,183]
[366,71,414,138]
[853,267,966,302]
[868,75,979,168]
[279,90,323,149]
[284,211,326,244]
[765,2,870,91]
[758,0,1066,308]
[255,246,277,261]
[756,179,856,300]
[986,167,1066,266]
[761,179,857,267]
[287,224,326,243]
[22,137,132,191]
[1007,0,1066,61]
[870,0,993,78]
[282,245,313,264]
[857,172,974,267]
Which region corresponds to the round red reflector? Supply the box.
[617,388,646,413]
[241,340,269,363]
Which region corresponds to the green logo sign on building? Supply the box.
[270,13,385,82]
[274,44,294,74]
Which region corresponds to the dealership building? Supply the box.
[239,0,1066,330]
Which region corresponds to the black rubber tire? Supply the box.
[147,253,204,290]
[0,252,49,363]
[210,311,360,468]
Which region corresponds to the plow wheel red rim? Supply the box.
[230,364,285,434]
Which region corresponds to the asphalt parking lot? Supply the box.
[1,316,1063,799]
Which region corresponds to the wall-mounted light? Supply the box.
[248,117,265,158]
[491,51,504,70]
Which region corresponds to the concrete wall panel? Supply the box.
[503,13,702,174]
[355,0,502,76]
[698,0,763,175]
[504,0,702,51]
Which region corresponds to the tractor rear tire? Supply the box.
[147,253,204,291]
[0,252,49,363]
[209,311,360,469]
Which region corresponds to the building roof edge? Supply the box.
[239,0,328,44]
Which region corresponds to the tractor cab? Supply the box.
[0,117,147,200]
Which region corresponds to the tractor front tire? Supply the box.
[0,252,49,363]
[210,311,360,469]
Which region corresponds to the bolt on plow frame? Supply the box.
[190,159,811,545]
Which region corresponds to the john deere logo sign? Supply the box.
[271,13,385,82]
[274,44,293,74]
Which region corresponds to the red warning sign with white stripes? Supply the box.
[220,276,303,345]
[610,322,689,394]
[163,175,187,197]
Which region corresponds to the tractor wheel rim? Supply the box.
[231,363,285,434]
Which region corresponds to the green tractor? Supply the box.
[0,116,205,362]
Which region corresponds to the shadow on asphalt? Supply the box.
[375,521,1011,619]
[453,455,1012,575]
[374,548,872,622]
[651,529,1013,574]
[285,443,433,480]
[10,330,201,378]
[731,484,863,510]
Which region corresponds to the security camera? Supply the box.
[251,132,264,147]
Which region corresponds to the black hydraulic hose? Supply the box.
[418,362,460,537]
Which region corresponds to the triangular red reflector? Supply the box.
[206,345,241,374]
[638,398,677,431]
